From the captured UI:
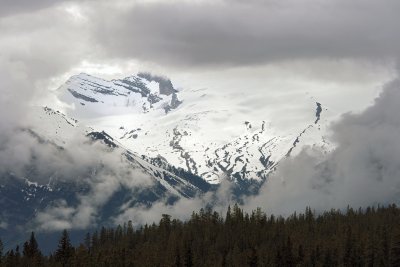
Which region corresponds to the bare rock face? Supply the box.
[138,72,178,96]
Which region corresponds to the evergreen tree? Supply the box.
[225,205,232,225]
[391,224,400,267]
[84,232,91,252]
[247,248,258,267]
[5,249,15,267]
[343,226,354,266]
[297,244,305,264]
[184,246,193,267]
[274,249,285,267]
[366,233,378,267]
[22,232,40,259]
[55,229,74,267]
[91,231,99,251]
[0,237,3,263]
[21,232,42,266]
[4,204,400,266]
[323,249,334,267]
[14,246,21,266]
[283,237,295,267]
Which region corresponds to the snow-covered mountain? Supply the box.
[1,72,334,250]
[0,107,212,249]
[30,107,208,197]
[58,73,332,184]
[59,72,182,118]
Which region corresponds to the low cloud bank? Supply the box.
[244,76,400,215]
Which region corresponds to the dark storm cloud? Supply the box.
[93,0,400,67]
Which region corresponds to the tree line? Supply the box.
[1,204,400,266]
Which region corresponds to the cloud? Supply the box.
[35,168,236,231]
[0,4,95,132]
[92,0,400,68]
[1,0,400,231]
[0,114,155,231]
[0,0,396,126]
[244,75,400,215]
[0,0,71,17]
[0,221,7,229]
[112,178,235,227]
[30,136,155,231]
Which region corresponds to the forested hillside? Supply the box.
[2,204,400,266]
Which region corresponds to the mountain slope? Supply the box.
[58,73,333,184]
[1,73,334,250]
[59,72,182,118]
[0,107,212,249]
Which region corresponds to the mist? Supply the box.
[98,74,400,228]
[244,74,400,215]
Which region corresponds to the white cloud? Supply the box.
[244,75,400,215]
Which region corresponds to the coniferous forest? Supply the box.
[2,204,400,267]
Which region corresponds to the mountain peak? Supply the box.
[137,72,178,96]
[59,72,183,118]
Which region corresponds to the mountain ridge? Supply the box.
[58,72,332,184]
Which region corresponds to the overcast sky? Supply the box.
[0,0,399,121]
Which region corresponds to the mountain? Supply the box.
[59,72,332,184]
[0,107,212,250]
[1,72,332,250]
[59,72,182,118]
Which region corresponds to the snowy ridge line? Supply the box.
[58,73,333,184]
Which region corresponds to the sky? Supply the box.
[0,0,399,119]
[1,0,400,230]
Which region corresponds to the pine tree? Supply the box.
[84,232,91,252]
[382,226,391,266]
[323,249,334,267]
[343,226,354,266]
[184,245,193,267]
[74,244,90,267]
[127,220,134,249]
[274,249,285,267]
[3,204,400,266]
[297,244,305,264]
[22,232,40,259]
[391,224,400,266]
[5,249,15,267]
[225,206,232,225]
[286,237,295,266]
[22,232,41,259]
[366,233,378,267]
[91,231,99,251]
[0,237,3,263]
[21,232,42,266]
[14,245,21,266]
[247,248,258,267]
[55,229,74,267]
